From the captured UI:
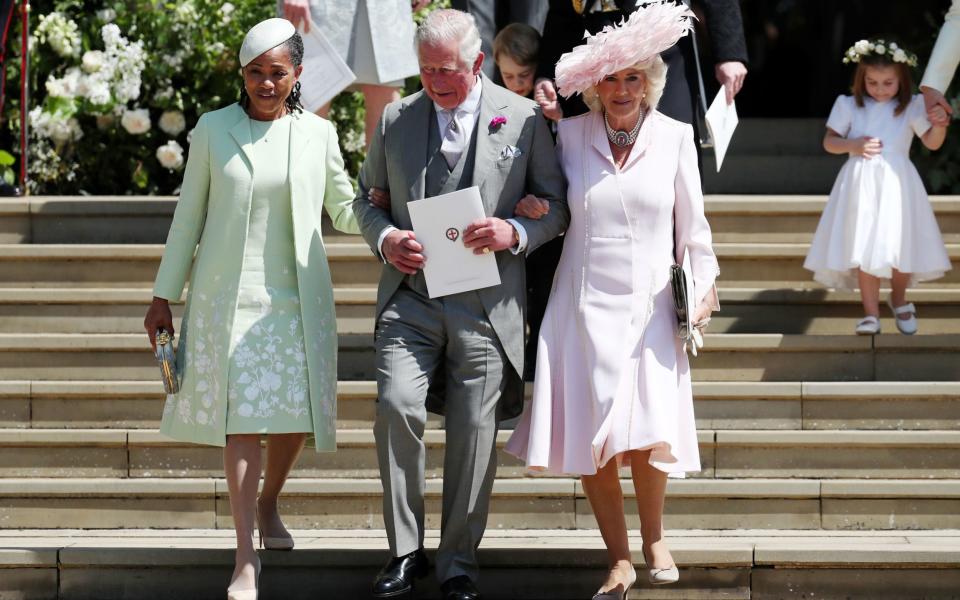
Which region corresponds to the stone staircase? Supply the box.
[1,196,959,599]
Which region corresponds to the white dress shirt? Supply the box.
[376,76,529,262]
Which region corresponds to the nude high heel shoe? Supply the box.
[227,555,261,600]
[256,505,295,551]
[591,566,636,600]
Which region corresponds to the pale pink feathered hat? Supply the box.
[554,1,694,98]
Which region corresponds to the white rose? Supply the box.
[889,42,898,50]
[156,140,185,170]
[96,9,116,22]
[875,44,886,55]
[82,50,105,73]
[893,49,907,63]
[159,110,186,136]
[121,108,151,134]
[854,40,870,54]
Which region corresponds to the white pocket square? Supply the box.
[499,145,522,160]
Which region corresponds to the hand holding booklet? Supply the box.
[406,186,501,298]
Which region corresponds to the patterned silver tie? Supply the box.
[440,109,467,169]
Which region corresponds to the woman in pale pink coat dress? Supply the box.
[504,4,719,598]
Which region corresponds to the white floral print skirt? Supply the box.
[226,278,313,435]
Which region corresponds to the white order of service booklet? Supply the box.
[406,186,501,298]
[296,21,356,113]
[704,87,739,172]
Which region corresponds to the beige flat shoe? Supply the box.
[648,565,679,585]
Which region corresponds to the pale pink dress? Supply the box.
[505,110,719,477]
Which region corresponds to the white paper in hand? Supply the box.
[704,88,738,172]
[406,186,501,298]
[296,21,356,113]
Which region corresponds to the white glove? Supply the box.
[683,317,709,356]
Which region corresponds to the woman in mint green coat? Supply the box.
[144,19,359,600]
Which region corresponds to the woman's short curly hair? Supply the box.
[582,54,668,113]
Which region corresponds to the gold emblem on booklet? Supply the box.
[154,329,180,394]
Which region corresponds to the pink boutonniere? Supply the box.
[488,115,507,132]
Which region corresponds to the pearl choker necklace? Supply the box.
[604,108,645,148]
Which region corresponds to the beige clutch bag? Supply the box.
[154,330,180,394]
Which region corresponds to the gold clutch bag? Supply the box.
[154,330,180,394]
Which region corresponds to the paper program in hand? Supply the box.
[704,87,739,172]
[406,186,501,298]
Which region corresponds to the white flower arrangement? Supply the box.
[29,107,83,144]
[221,2,236,24]
[159,110,187,136]
[45,68,82,99]
[121,108,152,134]
[156,140,186,171]
[843,38,918,67]
[34,12,81,58]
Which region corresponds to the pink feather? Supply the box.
[555,1,694,98]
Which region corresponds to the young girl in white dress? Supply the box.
[804,39,951,335]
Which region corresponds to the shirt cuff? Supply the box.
[506,218,528,255]
[376,226,398,263]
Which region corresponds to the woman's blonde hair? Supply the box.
[582,55,668,113]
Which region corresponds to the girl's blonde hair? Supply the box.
[852,54,913,116]
[582,55,668,113]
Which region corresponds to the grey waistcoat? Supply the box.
[405,108,481,295]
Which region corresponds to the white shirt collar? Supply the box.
[433,75,483,117]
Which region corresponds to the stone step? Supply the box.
[5,286,960,335]
[4,529,959,599]
[2,380,959,432]
[3,243,958,288]
[6,195,958,244]
[705,196,960,243]
[1,333,958,382]
[0,427,714,480]
[1,478,959,531]
[2,428,959,480]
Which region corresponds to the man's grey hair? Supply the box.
[414,9,482,67]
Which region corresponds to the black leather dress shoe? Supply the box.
[371,549,429,598]
[440,575,480,600]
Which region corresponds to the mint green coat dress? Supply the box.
[153,104,360,451]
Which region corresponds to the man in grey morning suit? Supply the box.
[352,9,568,600]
